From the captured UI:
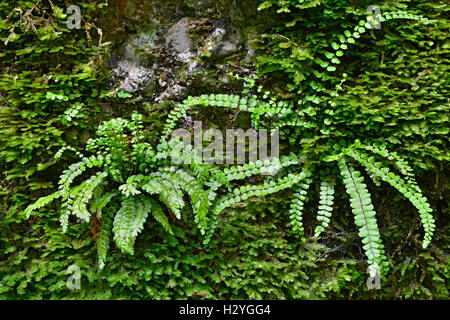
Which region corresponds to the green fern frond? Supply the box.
[314,178,335,238]
[58,155,104,197]
[338,158,387,275]
[288,178,313,241]
[149,172,186,219]
[172,169,210,234]
[358,143,420,191]
[112,196,152,255]
[148,198,173,235]
[23,190,62,219]
[204,171,310,244]
[91,191,118,214]
[349,149,435,248]
[54,145,83,159]
[60,183,85,232]
[71,172,107,223]
[97,211,113,269]
[322,12,435,73]
[224,154,298,181]
[160,94,292,142]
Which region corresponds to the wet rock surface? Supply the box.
[165,17,193,55]
[203,19,243,59]
[105,0,261,113]
[110,33,158,93]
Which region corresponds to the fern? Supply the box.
[172,169,211,234]
[71,172,106,223]
[91,192,117,214]
[357,142,420,190]
[21,12,439,274]
[338,158,387,276]
[23,113,229,263]
[113,196,152,255]
[23,190,62,219]
[288,178,313,241]
[58,155,104,197]
[140,174,185,219]
[160,94,292,142]
[322,12,435,73]
[349,149,435,248]
[204,171,310,244]
[148,198,173,235]
[97,210,113,269]
[314,177,335,238]
[60,183,85,232]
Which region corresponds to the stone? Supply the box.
[165,17,194,54]
[122,32,157,64]
[121,62,152,93]
[204,19,242,59]
[110,32,159,93]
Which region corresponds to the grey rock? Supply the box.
[111,33,159,93]
[165,18,193,54]
[122,33,157,64]
[204,20,242,59]
[120,62,153,93]
[155,83,186,103]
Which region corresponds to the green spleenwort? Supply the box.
[338,158,387,276]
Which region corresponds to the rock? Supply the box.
[106,2,254,104]
[204,19,242,59]
[122,33,157,64]
[165,17,194,54]
[155,83,186,103]
[121,62,153,93]
[110,33,159,93]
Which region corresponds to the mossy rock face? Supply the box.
[1,0,447,300]
[103,0,257,126]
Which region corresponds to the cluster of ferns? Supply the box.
[25,11,436,276]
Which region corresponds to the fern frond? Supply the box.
[288,178,313,241]
[172,169,210,234]
[338,158,387,275]
[322,11,435,73]
[359,143,420,191]
[112,196,152,255]
[60,183,85,232]
[204,171,310,244]
[148,198,173,235]
[160,94,292,142]
[314,178,335,237]
[349,149,435,248]
[119,174,143,197]
[380,11,435,24]
[54,145,83,159]
[140,172,186,219]
[224,154,298,181]
[58,155,104,197]
[154,172,187,219]
[23,190,62,219]
[91,191,118,215]
[71,172,107,223]
[97,211,113,269]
